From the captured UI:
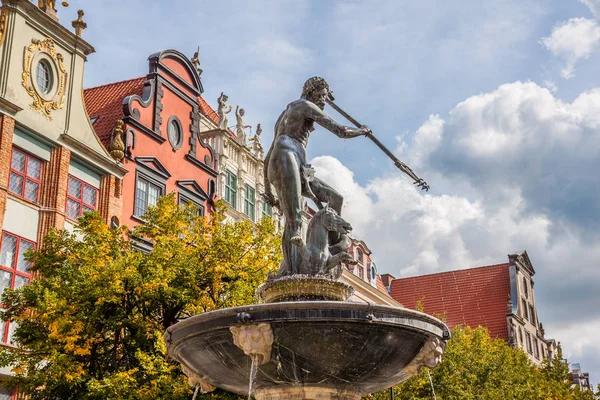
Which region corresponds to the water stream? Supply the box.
[248,354,260,400]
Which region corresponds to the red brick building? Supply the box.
[84,50,218,237]
[389,251,557,365]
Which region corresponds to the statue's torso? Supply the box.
[275,99,315,148]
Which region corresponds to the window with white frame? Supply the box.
[0,232,34,344]
[135,175,162,217]
[9,147,42,203]
[225,170,237,207]
[66,175,98,220]
[244,184,255,221]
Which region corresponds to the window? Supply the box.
[523,277,529,298]
[356,249,364,265]
[262,201,272,219]
[533,338,539,358]
[167,116,183,151]
[529,305,535,324]
[224,170,237,207]
[178,194,204,217]
[521,299,528,321]
[66,175,98,220]
[36,60,52,94]
[0,232,34,344]
[244,185,255,221]
[518,328,523,345]
[525,332,532,354]
[0,383,13,399]
[135,176,162,217]
[9,147,42,202]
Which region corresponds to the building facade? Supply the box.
[0,1,125,394]
[389,251,556,366]
[84,50,218,235]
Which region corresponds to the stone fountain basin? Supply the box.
[165,301,449,396]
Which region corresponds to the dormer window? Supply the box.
[356,249,363,265]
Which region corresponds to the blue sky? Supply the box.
[59,0,600,387]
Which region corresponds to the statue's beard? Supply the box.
[311,97,326,110]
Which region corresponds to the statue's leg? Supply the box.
[309,178,350,255]
[270,151,303,276]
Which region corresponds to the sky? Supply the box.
[57,0,600,386]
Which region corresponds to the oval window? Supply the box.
[36,60,53,94]
[168,118,182,150]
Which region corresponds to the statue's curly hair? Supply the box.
[301,76,329,99]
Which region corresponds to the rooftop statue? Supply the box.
[249,123,264,158]
[263,77,371,277]
[191,46,203,76]
[217,92,232,130]
[235,105,251,146]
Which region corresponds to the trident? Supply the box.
[326,97,430,191]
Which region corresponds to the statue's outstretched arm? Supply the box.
[305,103,370,138]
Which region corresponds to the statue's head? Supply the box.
[302,76,330,110]
[256,123,261,133]
[239,108,245,116]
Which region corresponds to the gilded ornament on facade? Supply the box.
[0,8,8,47]
[21,37,67,120]
[109,119,125,162]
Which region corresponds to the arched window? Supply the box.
[356,248,363,265]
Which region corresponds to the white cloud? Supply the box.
[580,0,600,19]
[541,18,600,79]
[312,79,600,381]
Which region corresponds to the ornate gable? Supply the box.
[508,250,535,276]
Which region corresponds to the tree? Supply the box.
[0,195,281,400]
[370,326,596,400]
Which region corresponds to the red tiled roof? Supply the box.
[197,96,219,126]
[389,263,511,340]
[375,274,391,296]
[83,77,146,148]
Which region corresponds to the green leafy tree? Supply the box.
[369,326,595,400]
[0,195,280,400]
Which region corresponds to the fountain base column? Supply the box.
[254,386,361,400]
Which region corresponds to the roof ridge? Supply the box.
[84,76,146,92]
[394,262,510,281]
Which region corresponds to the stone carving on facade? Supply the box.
[235,105,251,146]
[109,119,125,162]
[249,123,264,159]
[402,336,445,377]
[181,364,216,393]
[217,92,232,130]
[0,8,8,47]
[71,10,87,37]
[22,38,67,120]
[229,323,274,365]
[191,46,203,76]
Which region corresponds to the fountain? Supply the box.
[165,77,449,399]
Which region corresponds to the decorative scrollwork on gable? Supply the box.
[21,37,67,120]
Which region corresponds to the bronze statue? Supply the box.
[290,205,357,279]
[264,77,371,277]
